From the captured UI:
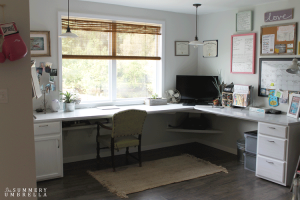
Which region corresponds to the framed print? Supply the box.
[287,94,300,118]
[236,11,253,32]
[30,31,51,57]
[175,41,189,56]
[230,33,256,74]
[203,40,218,58]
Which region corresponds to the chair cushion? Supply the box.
[98,134,139,150]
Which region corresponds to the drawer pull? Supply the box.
[39,125,48,127]
[268,127,276,129]
[267,140,275,143]
[266,161,274,164]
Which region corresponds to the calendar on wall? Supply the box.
[259,58,300,97]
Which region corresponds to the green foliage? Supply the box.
[60,91,76,103]
[151,93,158,99]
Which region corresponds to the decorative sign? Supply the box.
[264,9,293,22]
[175,41,189,56]
[203,40,218,58]
[236,11,253,32]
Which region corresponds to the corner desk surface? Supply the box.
[34,104,300,126]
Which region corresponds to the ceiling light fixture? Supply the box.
[189,4,203,48]
[59,0,78,38]
[286,58,300,74]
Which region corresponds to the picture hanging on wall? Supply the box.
[236,11,253,32]
[203,40,218,58]
[175,41,189,56]
[30,31,51,57]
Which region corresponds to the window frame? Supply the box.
[58,12,165,108]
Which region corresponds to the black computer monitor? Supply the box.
[176,75,219,102]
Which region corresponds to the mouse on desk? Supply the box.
[265,109,282,114]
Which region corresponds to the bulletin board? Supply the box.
[260,22,297,56]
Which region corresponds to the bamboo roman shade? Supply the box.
[61,17,161,60]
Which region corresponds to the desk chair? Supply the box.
[96,109,147,171]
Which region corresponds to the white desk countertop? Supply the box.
[34,104,300,126]
[34,104,194,123]
[195,106,300,126]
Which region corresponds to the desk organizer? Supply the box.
[222,92,233,107]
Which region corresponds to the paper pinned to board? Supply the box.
[31,65,42,99]
[277,25,295,41]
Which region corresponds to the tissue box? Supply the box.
[145,98,167,106]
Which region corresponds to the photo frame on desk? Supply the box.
[203,40,218,58]
[175,41,189,56]
[30,31,51,57]
[287,94,300,118]
[260,22,297,56]
[230,33,256,74]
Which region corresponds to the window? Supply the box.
[60,16,163,105]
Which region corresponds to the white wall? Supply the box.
[29,0,199,162]
[195,0,300,152]
[30,0,198,110]
[0,0,37,197]
[198,0,300,111]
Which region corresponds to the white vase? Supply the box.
[51,99,60,112]
[64,102,75,112]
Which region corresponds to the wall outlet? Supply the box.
[0,89,8,103]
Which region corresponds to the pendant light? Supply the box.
[189,4,203,47]
[59,0,78,38]
[286,58,300,74]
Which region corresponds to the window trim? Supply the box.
[57,12,165,108]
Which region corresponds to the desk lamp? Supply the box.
[286,58,300,74]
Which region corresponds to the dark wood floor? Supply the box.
[37,143,292,200]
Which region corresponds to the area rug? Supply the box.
[88,154,228,198]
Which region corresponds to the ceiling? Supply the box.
[79,0,286,15]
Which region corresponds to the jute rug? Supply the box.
[88,154,228,198]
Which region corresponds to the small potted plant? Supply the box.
[145,93,167,106]
[60,91,78,112]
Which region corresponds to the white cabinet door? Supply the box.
[35,135,62,181]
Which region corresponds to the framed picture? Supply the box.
[175,41,189,56]
[231,33,256,74]
[203,40,218,58]
[236,11,253,32]
[287,94,300,118]
[30,31,51,57]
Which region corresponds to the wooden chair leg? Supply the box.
[138,135,142,167]
[126,147,129,165]
[111,138,115,172]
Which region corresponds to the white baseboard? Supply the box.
[63,138,196,163]
[195,138,237,155]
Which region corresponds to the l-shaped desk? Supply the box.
[34,104,300,186]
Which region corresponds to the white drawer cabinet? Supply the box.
[257,134,287,161]
[258,122,287,139]
[256,155,286,184]
[34,121,63,181]
[256,122,300,186]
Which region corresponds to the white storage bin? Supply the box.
[244,130,257,154]
[244,152,256,172]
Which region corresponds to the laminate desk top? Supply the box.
[194,106,300,126]
[34,104,195,123]
[34,104,300,126]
